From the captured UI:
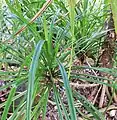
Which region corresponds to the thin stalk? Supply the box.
[68,0,76,78]
[5,0,53,36]
[104,87,115,114]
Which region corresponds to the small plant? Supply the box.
[0,0,117,120]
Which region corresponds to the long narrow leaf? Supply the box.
[57,60,77,120]
[110,0,117,33]
[1,87,16,120]
[74,90,105,120]
[53,84,64,120]
[53,85,70,120]
[26,40,44,120]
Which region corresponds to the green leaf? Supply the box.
[53,84,70,120]
[5,0,40,39]
[110,0,117,34]
[74,90,105,120]
[31,88,48,119]
[42,88,49,120]
[1,87,16,120]
[57,60,77,120]
[53,85,64,120]
[26,40,44,120]
[8,99,26,120]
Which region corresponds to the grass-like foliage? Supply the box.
[0,0,117,120]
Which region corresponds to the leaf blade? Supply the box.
[57,60,77,120]
[26,40,44,120]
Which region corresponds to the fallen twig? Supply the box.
[70,83,99,88]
